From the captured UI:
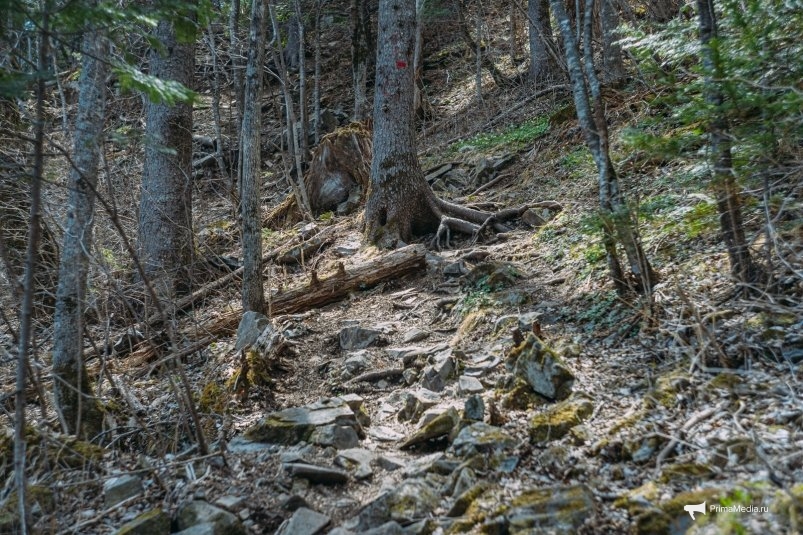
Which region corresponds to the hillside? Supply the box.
[1,1,802,534]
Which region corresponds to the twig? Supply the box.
[654,402,723,474]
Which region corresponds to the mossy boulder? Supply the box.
[633,488,721,534]
[346,479,439,531]
[113,508,170,535]
[400,407,460,449]
[645,372,690,410]
[176,501,245,535]
[244,397,362,445]
[501,378,551,410]
[659,462,716,484]
[507,333,575,401]
[529,397,594,443]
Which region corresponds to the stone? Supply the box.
[505,485,595,533]
[521,208,547,227]
[334,448,375,480]
[400,407,460,449]
[284,462,349,485]
[339,326,382,350]
[451,422,517,458]
[310,424,360,450]
[377,454,405,472]
[342,350,371,378]
[402,328,430,343]
[461,262,521,291]
[398,389,440,422]
[458,375,484,394]
[173,523,216,535]
[104,474,143,508]
[420,351,455,392]
[175,501,245,535]
[214,495,245,511]
[343,479,439,532]
[443,261,469,277]
[234,311,271,352]
[275,507,330,535]
[529,398,594,443]
[368,426,404,442]
[339,393,371,428]
[420,366,445,392]
[464,394,484,421]
[508,333,575,401]
[244,397,362,445]
[113,509,170,535]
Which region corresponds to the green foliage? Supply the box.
[454,117,549,152]
[113,63,197,105]
[682,200,718,238]
[559,147,594,179]
[576,290,619,326]
[622,0,803,178]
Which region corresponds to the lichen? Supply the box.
[529,398,594,443]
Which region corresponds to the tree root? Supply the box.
[428,199,563,250]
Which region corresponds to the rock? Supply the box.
[506,484,595,533]
[458,375,484,394]
[368,425,404,442]
[343,479,439,531]
[451,422,517,458]
[275,507,330,535]
[214,496,245,511]
[460,262,521,291]
[234,311,271,352]
[339,326,382,350]
[284,462,349,485]
[501,378,551,410]
[402,328,430,343]
[400,407,460,449]
[175,501,245,535]
[508,333,575,401]
[113,509,170,535]
[521,208,547,227]
[244,397,362,445]
[398,388,440,422]
[173,523,216,535]
[334,448,375,480]
[529,398,594,443]
[310,424,360,449]
[420,351,455,392]
[464,394,485,421]
[342,350,371,378]
[376,454,405,472]
[443,261,469,277]
[338,393,371,428]
[104,474,143,508]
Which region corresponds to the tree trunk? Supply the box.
[52,18,107,438]
[240,0,267,313]
[551,0,655,294]
[600,0,625,85]
[293,0,309,158]
[138,19,195,308]
[313,2,323,144]
[528,0,558,85]
[364,0,440,246]
[229,0,243,194]
[351,0,373,121]
[696,0,760,286]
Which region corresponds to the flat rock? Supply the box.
[340,326,382,350]
[284,462,349,485]
[451,422,517,458]
[368,425,404,442]
[402,328,430,343]
[335,448,375,480]
[509,333,575,401]
[104,474,143,508]
[529,398,594,443]
[309,424,360,449]
[398,388,441,422]
[343,479,439,532]
[506,484,595,533]
[464,394,484,421]
[400,407,460,449]
[244,397,361,445]
[175,501,245,535]
[275,507,330,535]
[113,509,170,535]
[458,375,484,394]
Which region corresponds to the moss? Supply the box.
[772,483,803,531]
[245,348,273,387]
[501,379,550,410]
[115,508,170,535]
[634,488,722,534]
[198,381,227,413]
[529,398,593,443]
[609,409,647,435]
[659,462,716,483]
[613,481,662,515]
[707,373,743,391]
[645,372,690,409]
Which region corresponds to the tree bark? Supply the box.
[364,0,440,246]
[52,17,108,438]
[600,0,625,85]
[351,0,373,121]
[138,19,195,308]
[696,0,760,286]
[240,0,267,313]
[528,0,558,85]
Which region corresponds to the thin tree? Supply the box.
[550,0,656,294]
[351,0,373,120]
[240,0,267,313]
[52,14,108,438]
[138,18,195,311]
[600,0,625,85]
[696,0,760,286]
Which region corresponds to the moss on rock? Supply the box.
[529,397,593,443]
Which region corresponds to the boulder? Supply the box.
[343,479,439,532]
[103,474,143,508]
[451,422,517,458]
[175,501,245,535]
[339,326,382,350]
[400,407,460,449]
[275,507,330,535]
[508,333,575,401]
[529,398,594,443]
[113,509,170,535]
[244,397,363,445]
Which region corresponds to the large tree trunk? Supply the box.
[600,0,625,85]
[138,20,195,308]
[52,20,107,438]
[240,0,267,313]
[351,0,373,121]
[364,0,440,246]
[696,0,760,286]
[528,0,559,85]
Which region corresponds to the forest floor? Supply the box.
[1,8,803,535]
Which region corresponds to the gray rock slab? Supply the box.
[284,462,349,485]
[402,328,430,344]
[398,388,440,422]
[343,479,438,532]
[175,501,245,535]
[464,394,485,421]
[511,333,574,400]
[458,375,484,394]
[451,422,517,458]
[104,474,143,508]
[310,424,360,449]
[244,397,361,445]
[400,408,459,450]
[173,523,216,535]
[113,509,170,535]
[340,326,382,350]
[276,507,330,535]
[234,311,271,352]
